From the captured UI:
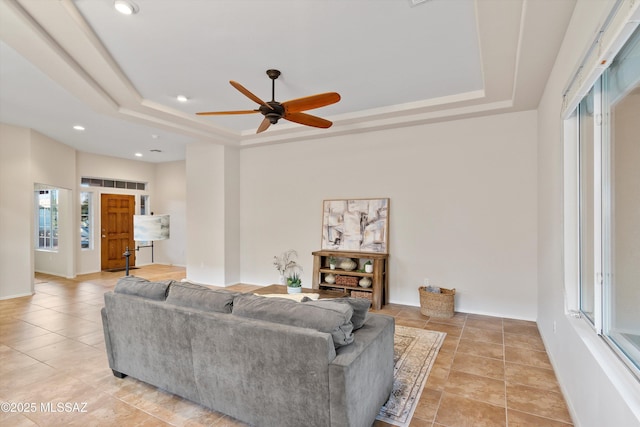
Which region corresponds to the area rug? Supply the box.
[376,325,446,427]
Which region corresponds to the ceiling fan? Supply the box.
[197,69,340,133]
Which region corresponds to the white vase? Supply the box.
[340,259,357,271]
[365,264,373,273]
[325,274,336,284]
[287,286,302,294]
[359,277,372,288]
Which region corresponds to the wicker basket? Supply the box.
[419,286,455,318]
[350,290,373,301]
[336,275,359,287]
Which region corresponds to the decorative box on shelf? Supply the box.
[335,275,359,287]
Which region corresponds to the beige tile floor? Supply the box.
[0,265,573,426]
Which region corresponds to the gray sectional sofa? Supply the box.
[101,277,395,427]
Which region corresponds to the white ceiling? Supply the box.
[0,0,576,163]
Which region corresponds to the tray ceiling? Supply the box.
[0,0,576,162]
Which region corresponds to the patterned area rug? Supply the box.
[377,326,446,426]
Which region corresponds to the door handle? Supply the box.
[102,235,106,238]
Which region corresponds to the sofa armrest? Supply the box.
[100,306,115,370]
[329,313,395,427]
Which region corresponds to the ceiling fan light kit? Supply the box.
[197,69,340,134]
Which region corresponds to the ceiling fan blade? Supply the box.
[284,112,333,129]
[196,110,258,115]
[282,92,340,113]
[256,118,271,133]
[229,80,273,109]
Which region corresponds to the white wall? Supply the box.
[0,124,33,299]
[224,147,241,284]
[0,125,78,298]
[537,0,640,425]
[31,131,76,189]
[154,160,187,266]
[186,143,241,285]
[31,131,76,278]
[240,110,538,319]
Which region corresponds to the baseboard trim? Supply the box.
[0,292,34,300]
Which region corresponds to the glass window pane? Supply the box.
[80,192,91,249]
[51,190,58,249]
[603,25,640,374]
[579,88,596,324]
[140,195,148,215]
[36,189,58,250]
[607,27,640,104]
[605,86,640,371]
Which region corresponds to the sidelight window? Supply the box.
[36,189,58,250]
[80,192,92,249]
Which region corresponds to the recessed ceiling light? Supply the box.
[176,95,188,103]
[73,125,85,131]
[114,0,139,15]
[134,152,143,157]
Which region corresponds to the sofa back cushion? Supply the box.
[232,294,354,347]
[114,276,170,301]
[304,297,371,330]
[166,281,238,313]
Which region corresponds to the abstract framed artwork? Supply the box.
[321,198,389,253]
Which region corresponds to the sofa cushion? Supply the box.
[232,293,354,347]
[114,276,170,301]
[166,281,238,313]
[304,297,371,330]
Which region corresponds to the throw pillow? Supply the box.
[114,276,170,301]
[166,281,238,313]
[232,293,355,347]
[305,297,371,330]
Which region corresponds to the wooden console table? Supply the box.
[311,250,388,309]
[253,284,348,299]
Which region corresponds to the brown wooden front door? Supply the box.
[101,194,135,271]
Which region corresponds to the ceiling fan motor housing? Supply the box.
[261,102,284,124]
